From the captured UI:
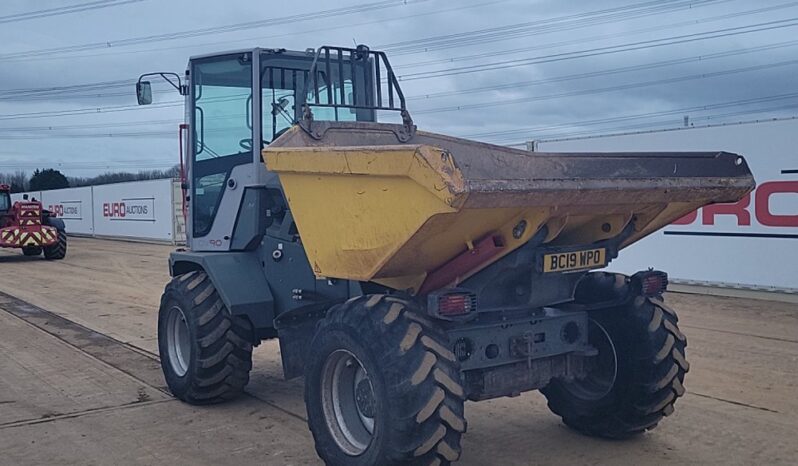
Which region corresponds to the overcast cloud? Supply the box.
[0,0,796,176]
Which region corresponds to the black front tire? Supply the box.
[43,230,67,260]
[542,293,688,438]
[305,294,466,465]
[158,271,254,404]
[22,246,42,256]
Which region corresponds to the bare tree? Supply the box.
[0,171,30,192]
[0,165,180,191]
[67,165,181,187]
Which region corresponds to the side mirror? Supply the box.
[271,96,290,116]
[136,81,152,105]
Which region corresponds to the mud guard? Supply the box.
[169,251,275,330]
[45,216,66,231]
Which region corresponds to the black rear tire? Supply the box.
[305,294,466,465]
[43,230,67,260]
[22,246,42,256]
[542,294,688,438]
[158,271,254,404]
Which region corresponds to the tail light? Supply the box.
[633,270,668,297]
[427,290,477,320]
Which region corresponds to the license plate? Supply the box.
[542,248,606,273]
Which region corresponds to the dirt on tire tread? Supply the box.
[159,271,253,404]
[306,294,466,465]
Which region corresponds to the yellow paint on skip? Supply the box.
[263,144,640,292]
[265,145,471,290]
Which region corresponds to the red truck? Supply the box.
[0,184,67,259]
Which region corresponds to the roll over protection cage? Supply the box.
[299,44,416,141]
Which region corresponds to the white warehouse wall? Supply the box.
[41,187,94,235]
[11,179,181,243]
[92,179,175,241]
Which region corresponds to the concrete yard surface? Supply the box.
[1,237,797,465]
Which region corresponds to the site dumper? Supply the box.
[136,45,754,465]
[0,185,67,260]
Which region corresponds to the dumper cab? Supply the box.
[0,185,10,217]
[139,45,754,464]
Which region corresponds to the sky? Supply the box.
[0,0,797,177]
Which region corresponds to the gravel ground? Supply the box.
[1,237,796,465]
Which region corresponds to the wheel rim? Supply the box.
[321,349,376,456]
[563,319,618,400]
[166,305,191,377]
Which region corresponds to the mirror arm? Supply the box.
[137,72,188,96]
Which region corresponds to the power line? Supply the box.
[0,119,180,133]
[0,88,173,102]
[393,1,798,70]
[395,17,798,81]
[0,89,251,120]
[529,114,798,142]
[4,104,797,147]
[0,0,427,61]
[465,92,798,141]
[413,58,798,115]
[0,101,183,121]
[0,0,720,63]
[0,130,174,140]
[18,52,787,124]
[1,1,795,152]
[477,94,798,140]
[0,0,144,24]
[4,15,795,121]
[408,39,798,102]
[4,83,798,140]
[526,108,798,142]
[0,79,133,97]
[0,125,246,138]
[383,0,732,55]
[0,0,508,64]
[0,0,769,99]
[0,1,500,99]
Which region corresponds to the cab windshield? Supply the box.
[259,52,370,144]
[191,52,253,237]
[0,192,10,212]
[189,50,380,238]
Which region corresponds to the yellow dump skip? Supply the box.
[265,144,546,292]
[264,123,754,293]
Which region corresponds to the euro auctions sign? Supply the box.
[91,179,174,240]
[671,180,798,232]
[48,201,83,220]
[102,198,156,221]
[40,187,94,235]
